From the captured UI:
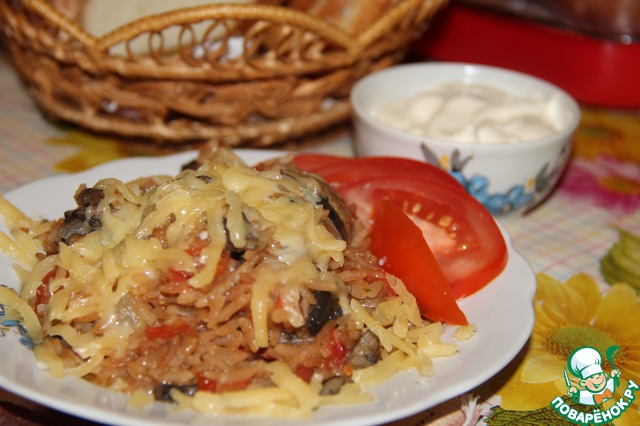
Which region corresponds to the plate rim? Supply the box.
[0,149,536,426]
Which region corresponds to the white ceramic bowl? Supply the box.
[350,62,581,216]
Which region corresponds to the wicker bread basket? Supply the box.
[0,0,448,148]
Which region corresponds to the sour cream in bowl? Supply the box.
[350,63,581,217]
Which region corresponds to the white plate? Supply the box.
[0,149,536,426]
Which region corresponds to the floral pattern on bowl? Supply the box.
[0,301,34,349]
[421,144,567,216]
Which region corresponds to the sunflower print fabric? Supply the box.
[476,107,640,426]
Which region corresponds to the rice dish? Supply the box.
[0,148,460,417]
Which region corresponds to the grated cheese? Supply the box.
[0,150,466,419]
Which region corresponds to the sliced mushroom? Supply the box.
[153,383,198,403]
[56,187,105,245]
[254,155,354,242]
[306,291,342,336]
[223,214,262,263]
[314,177,353,242]
[279,165,353,242]
[320,376,347,395]
[181,159,201,172]
[348,330,380,369]
[75,187,105,208]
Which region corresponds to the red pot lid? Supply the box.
[412,4,640,108]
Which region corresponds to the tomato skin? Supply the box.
[35,284,50,307]
[295,365,315,383]
[197,374,218,393]
[370,198,467,325]
[145,323,190,340]
[327,329,349,368]
[214,252,229,277]
[35,268,56,307]
[163,269,193,285]
[294,154,508,299]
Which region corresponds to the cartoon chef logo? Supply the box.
[565,346,621,406]
[552,345,637,424]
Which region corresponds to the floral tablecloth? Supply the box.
[1,44,640,426]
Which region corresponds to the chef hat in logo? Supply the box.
[569,347,604,379]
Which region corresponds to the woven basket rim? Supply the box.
[14,0,447,56]
[0,0,449,146]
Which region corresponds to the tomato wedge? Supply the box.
[294,154,466,191]
[371,198,467,325]
[294,154,508,299]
